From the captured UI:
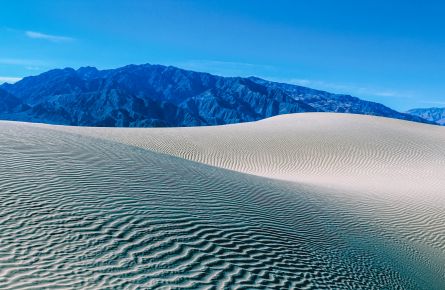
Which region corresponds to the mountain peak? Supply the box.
[77,66,98,73]
[76,66,100,79]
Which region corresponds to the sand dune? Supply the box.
[1,113,445,289]
[48,113,445,195]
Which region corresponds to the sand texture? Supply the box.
[1,113,445,289]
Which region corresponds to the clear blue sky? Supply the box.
[1,0,444,110]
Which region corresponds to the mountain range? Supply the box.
[406,107,445,125]
[0,63,437,127]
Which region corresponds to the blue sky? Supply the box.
[1,0,444,110]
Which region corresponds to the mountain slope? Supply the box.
[0,88,29,113]
[406,107,445,125]
[249,77,431,124]
[0,63,435,126]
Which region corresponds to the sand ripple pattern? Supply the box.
[49,113,445,263]
[53,113,445,196]
[1,113,445,289]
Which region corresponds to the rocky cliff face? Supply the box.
[0,63,435,127]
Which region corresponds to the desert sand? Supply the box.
[1,113,445,289]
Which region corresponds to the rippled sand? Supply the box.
[1,113,445,289]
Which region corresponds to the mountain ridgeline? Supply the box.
[406,107,445,125]
[0,64,436,127]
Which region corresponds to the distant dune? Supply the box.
[1,113,445,289]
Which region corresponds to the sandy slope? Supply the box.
[50,113,445,197]
[1,113,445,289]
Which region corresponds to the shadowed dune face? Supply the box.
[1,113,445,289]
